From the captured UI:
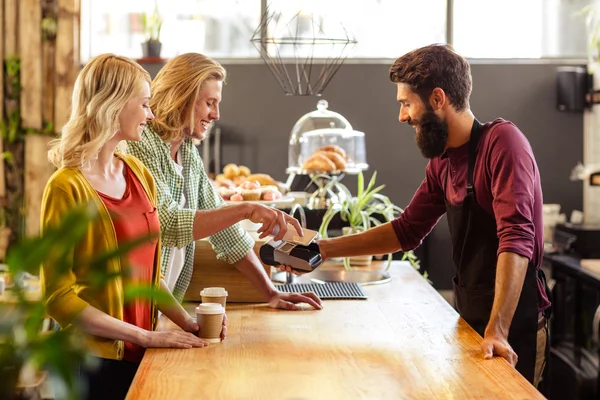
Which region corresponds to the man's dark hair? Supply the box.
[389,44,472,111]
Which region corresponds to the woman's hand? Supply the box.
[139,330,208,349]
[221,312,228,341]
[181,312,228,342]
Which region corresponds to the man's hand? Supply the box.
[275,265,303,275]
[481,332,518,367]
[246,204,303,241]
[267,291,323,310]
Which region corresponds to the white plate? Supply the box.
[225,195,295,207]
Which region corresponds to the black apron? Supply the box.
[445,119,541,384]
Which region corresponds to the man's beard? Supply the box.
[410,107,448,159]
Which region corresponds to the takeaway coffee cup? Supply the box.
[195,303,225,343]
[201,287,228,307]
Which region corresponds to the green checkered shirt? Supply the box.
[127,126,254,301]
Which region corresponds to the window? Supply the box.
[264,0,447,59]
[80,0,589,61]
[452,0,589,59]
[80,0,260,62]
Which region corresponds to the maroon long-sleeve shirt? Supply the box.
[392,118,550,312]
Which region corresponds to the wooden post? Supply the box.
[25,135,53,236]
[20,0,43,131]
[54,0,79,132]
[4,0,18,57]
[42,0,58,128]
[21,0,46,237]
[0,0,4,120]
[0,0,6,201]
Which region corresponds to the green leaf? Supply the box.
[365,171,378,194]
[1,151,14,163]
[7,205,95,276]
[124,284,172,306]
[356,171,364,199]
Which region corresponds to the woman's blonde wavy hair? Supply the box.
[149,53,226,142]
[48,53,151,168]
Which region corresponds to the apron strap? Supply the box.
[467,119,484,198]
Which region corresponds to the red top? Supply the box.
[98,164,160,362]
[391,119,550,312]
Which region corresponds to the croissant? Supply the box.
[319,144,346,160]
[319,150,346,170]
[302,153,336,171]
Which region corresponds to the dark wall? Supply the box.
[142,61,584,290]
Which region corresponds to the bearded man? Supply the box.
[315,44,551,389]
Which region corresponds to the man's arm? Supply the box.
[191,203,301,242]
[319,161,447,260]
[319,223,401,259]
[481,122,539,366]
[128,132,299,248]
[481,252,528,366]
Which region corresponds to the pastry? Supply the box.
[238,165,251,177]
[217,186,238,200]
[260,185,280,200]
[319,144,346,160]
[230,193,244,201]
[262,191,282,201]
[302,153,336,171]
[239,180,260,190]
[223,163,240,179]
[214,175,235,188]
[242,188,261,201]
[319,150,346,170]
[232,175,247,186]
[247,173,277,187]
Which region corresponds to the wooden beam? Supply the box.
[21,0,44,237]
[0,0,5,201]
[42,40,55,126]
[3,0,18,57]
[42,0,57,127]
[0,0,4,120]
[25,135,53,236]
[20,0,43,130]
[54,0,79,132]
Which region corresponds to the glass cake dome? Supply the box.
[287,100,368,174]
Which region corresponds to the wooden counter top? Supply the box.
[127,261,544,400]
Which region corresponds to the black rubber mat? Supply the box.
[277,282,367,300]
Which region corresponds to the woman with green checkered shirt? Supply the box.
[127,53,322,311]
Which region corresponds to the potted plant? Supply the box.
[0,205,165,399]
[318,171,421,273]
[141,2,164,58]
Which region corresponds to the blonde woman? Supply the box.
[41,54,214,400]
[127,53,322,310]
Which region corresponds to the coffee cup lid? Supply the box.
[201,287,228,296]
[196,303,225,314]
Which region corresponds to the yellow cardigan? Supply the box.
[40,154,161,360]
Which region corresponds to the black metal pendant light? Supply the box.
[250,5,357,96]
